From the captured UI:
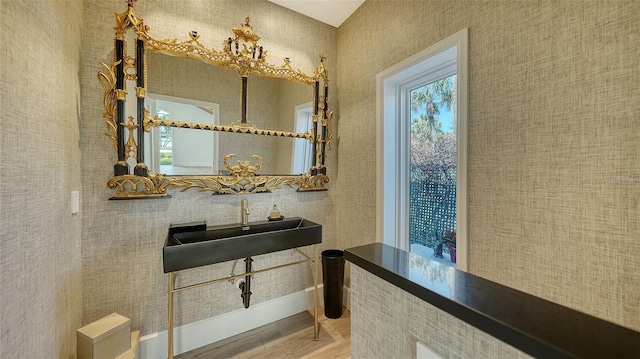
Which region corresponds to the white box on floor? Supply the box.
[77,313,131,359]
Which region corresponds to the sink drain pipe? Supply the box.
[239,257,253,308]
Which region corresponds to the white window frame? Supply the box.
[376,28,469,271]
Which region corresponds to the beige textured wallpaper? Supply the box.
[351,266,533,359]
[80,0,337,336]
[3,0,638,356]
[337,0,639,331]
[1,0,83,358]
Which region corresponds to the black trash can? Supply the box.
[321,249,345,319]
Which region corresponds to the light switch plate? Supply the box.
[71,191,80,214]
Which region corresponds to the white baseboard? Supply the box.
[138,284,350,359]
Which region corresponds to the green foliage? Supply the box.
[409,182,456,249]
[410,77,454,142]
[159,152,172,165]
[441,229,456,249]
[409,75,457,250]
[410,76,456,184]
[410,133,456,184]
[411,114,443,142]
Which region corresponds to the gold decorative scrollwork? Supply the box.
[123,116,138,161]
[144,115,314,142]
[107,165,328,198]
[135,87,146,98]
[233,17,261,43]
[107,174,170,199]
[324,111,334,151]
[160,154,325,194]
[167,175,302,195]
[136,14,321,84]
[114,5,144,39]
[123,55,137,81]
[107,155,328,197]
[298,173,330,192]
[101,3,331,198]
[223,154,262,177]
[98,61,119,152]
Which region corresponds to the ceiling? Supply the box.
[268,0,366,28]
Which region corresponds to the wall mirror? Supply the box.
[99,1,332,199]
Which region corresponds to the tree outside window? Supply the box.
[409,75,457,256]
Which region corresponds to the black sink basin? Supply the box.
[163,217,322,272]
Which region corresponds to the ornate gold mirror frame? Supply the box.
[99,1,332,199]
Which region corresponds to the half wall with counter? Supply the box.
[345,243,640,359]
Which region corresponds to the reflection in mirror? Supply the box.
[246,75,314,131]
[145,94,312,176]
[145,94,313,176]
[292,103,314,174]
[146,51,316,176]
[145,94,219,175]
[148,51,315,133]
[147,51,240,124]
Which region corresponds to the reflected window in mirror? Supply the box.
[292,103,314,174]
[145,94,220,175]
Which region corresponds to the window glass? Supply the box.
[409,75,457,266]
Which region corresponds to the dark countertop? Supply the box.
[345,243,640,359]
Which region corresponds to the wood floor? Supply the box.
[175,307,351,359]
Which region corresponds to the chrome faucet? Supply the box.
[241,199,250,225]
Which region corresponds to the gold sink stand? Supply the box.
[167,246,320,359]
